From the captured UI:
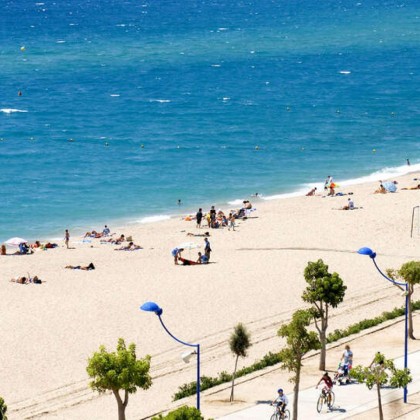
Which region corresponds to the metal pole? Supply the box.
[404,285,408,403]
[197,344,201,411]
[157,315,201,410]
[371,256,408,403]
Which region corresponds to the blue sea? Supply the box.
[1,0,419,242]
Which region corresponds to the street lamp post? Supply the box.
[140,301,201,410]
[357,247,409,403]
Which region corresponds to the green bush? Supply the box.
[173,352,282,401]
[0,397,7,420]
[326,300,420,343]
[151,406,204,420]
[173,300,420,401]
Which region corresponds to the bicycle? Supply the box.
[316,388,335,413]
[270,404,291,419]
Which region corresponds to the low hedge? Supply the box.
[152,405,209,420]
[173,300,420,401]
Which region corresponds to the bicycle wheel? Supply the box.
[328,391,335,409]
[283,409,291,419]
[316,395,324,413]
[270,413,279,420]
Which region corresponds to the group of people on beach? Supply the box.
[172,237,212,266]
[194,201,253,231]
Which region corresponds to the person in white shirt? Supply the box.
[272,388,289,416]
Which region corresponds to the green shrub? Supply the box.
[174,300,420,400]
[151,406,204,420]
[0,397,7,420]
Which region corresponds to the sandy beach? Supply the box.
[1,172,420,419]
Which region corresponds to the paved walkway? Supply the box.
[219,351,420,419]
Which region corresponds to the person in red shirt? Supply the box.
[316,372,334,394]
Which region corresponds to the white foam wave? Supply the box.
[263,163,420,201]
[211,64,221,67]
[1,108,28,114]
[339,70,351,74]
[138,215,171,224]
[110,94,120,97]
[56,40,66,43]
[149,99,171,103]
[338,164,420,187]
[228,199,245,206]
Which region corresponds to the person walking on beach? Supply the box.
[228,212,235,231]
[204,237,212,261]
[196,208,203,229]
[64,229,70,249]
[324,175,333,191]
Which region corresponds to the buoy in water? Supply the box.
[20,46,25,52]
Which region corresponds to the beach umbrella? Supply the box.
[177,242,200,250]
[5,237,28,247]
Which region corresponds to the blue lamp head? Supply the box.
[140,301,163,315]
[357,247,376,259]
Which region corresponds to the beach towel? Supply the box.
[383,182,397,193]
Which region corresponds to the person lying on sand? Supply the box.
[114,242,143,251]
[187,231,210,237]
[101,234,125,244]
[402,184,420,190]
[306,187,317,196]
[84,230,104,238]
[10,276,28,284]
[65,262,95,270]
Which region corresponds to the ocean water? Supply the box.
[0,0,419,242]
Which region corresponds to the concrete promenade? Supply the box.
[219,351,420,419]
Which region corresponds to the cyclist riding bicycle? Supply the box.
[316,372,334,395]
[271,388,289,416]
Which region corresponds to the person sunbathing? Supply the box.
[115,242,142,251]
[84,230,103,238]
[402,184,420,190]
[101,234,125,244]
[10,276,28,284]
[65,262,95,270]
[306,187,317,196]
[187,231,211,237]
